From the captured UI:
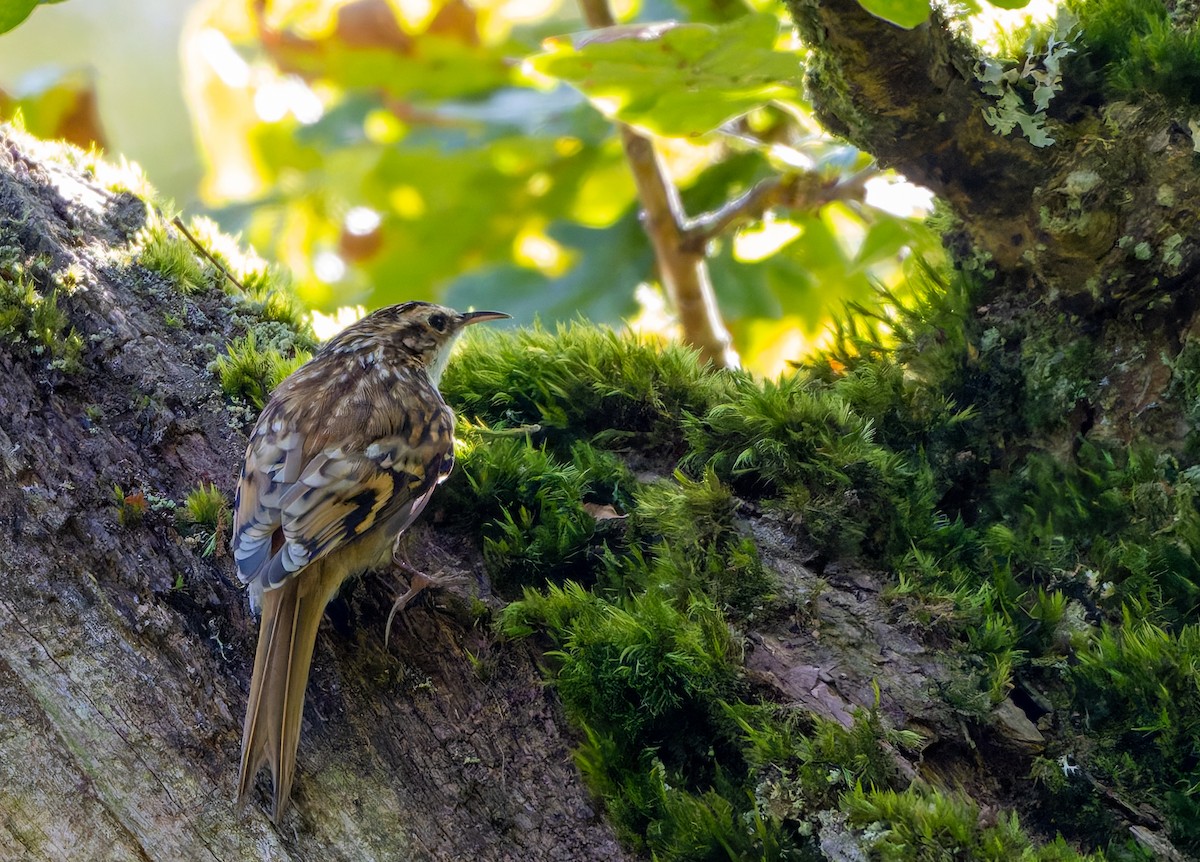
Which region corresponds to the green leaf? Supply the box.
[854,217,916,267]
[985,0,1031,9]
[0,0,40,34]
[276,37,517,101]
[0,67,104,147]
[853,0,931,29]
[528,14,805,138]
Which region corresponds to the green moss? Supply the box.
[1072,613,1200,847]
[681,373,934,559]
[506,584,733,747]
[228,264,311,333]
[1167,336,1200,445]
[135,217,209,294]
[213,330,311,409]
[0,272,83,373]
[502,583,755,854]
[135,212,314,341]
[987,446,1200,620]
[842,784,1106,861]
[440,290,1184,856]
[442,322,731,447]
[444,435,633,594]
[1067,0,1200,107]
[736,699,922,819]
[184,482,228,529]
[1019,324,1099,430]
[627,469,777,618]
[181,482,229,557]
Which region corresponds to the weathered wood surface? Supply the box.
[0,128,629,862]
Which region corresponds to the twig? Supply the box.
[576,0,738,369]
[682,166,879,253]
[172,216,247,294]
[682,176,791,253]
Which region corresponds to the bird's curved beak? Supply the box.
[460,310,510,325]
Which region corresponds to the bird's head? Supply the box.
[327,302,509,384]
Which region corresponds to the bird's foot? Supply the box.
[384,568,468,647]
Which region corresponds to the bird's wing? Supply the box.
[232,399,454,593]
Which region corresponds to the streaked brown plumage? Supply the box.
[232,301,507,822]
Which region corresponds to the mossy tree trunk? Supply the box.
[0,128,631,862]
[6,5,1197,845]
[0,123,1056,861]
[787,0,1200,456]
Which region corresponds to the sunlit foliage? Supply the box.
[182,0,942,372]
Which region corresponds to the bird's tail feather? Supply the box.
[237,563,334,822]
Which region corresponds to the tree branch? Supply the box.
[577,0,739,369]
[680,167,877,253]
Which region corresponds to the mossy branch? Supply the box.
[785,0,1200,312]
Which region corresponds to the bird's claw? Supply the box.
[383,568,469,647]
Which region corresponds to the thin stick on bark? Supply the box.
[173,216,248,293]
[576,0,738,369]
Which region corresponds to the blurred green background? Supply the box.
[0,0,962,374]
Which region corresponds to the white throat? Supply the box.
[425,331,462,385]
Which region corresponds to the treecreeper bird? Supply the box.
[232,301,508,822]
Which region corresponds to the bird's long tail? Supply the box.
[237,562,337,822]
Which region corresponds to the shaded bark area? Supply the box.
[0,128,628,862]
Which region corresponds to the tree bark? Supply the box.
[0,127,630,862]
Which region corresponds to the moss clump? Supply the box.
[442,322,731,448]
[682,374,934,559]
[440,274,1174,856]
[735,700,922,821]
[984,446,1200,621]
[1019,324,1099,431]
[1067,0,1200,107]
[625,469,777,618]
[467,438,610,593]
[503,584,733,751]
[1167,335,1200,453]
[502,583,754,854]
[214,331,311,409]
[136,212,314,342]
[135,216,210,294]
[184,482,228,529]
[183,214,311,332]
[439,434,636,595]
[843,784,1106,861]
[1072,615,1200,847]
[181,482,230,557]
[0,271,83,373]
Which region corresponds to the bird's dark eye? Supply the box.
[429,313,448,332]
